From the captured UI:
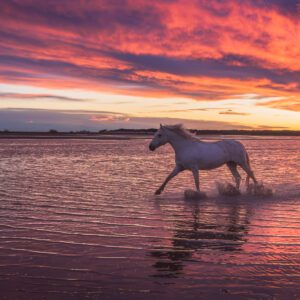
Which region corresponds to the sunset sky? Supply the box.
[0,0,299,131]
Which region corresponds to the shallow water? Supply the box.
[0,137,300,299]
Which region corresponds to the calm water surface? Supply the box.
[0,137,300,299]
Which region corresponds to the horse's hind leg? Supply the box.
[226,162,241,189]
[240,163,257,187]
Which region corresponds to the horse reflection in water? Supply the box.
[150,199,252,278]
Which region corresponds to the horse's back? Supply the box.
[216,139,247,163]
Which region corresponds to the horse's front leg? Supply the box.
[155,165,182,195]
[192,168,200,192]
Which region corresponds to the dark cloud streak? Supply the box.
[219,109,250,115]
[108,51,300,85]
[0,93,91,102]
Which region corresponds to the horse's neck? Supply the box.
[168,135,194,155]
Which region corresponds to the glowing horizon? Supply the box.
[0,0,299,130]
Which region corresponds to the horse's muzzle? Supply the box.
[149,144,155,151]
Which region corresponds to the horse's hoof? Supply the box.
[184,189,207,200]
[155,189,162,195]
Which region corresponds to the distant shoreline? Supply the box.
[1,129,300,139]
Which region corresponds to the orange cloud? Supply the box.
[258,98,300,111]
[0,0,299,110]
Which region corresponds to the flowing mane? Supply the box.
[164,124,198,140]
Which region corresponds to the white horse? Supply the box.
[149,124,257,195]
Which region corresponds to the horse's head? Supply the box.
[149,124,169,151]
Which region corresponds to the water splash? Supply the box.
[216,181,241,196]
[184,189,207,200]
[247,182,273,197]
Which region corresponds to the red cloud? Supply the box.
[0,0,299,110]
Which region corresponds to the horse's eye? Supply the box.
[158,134,162,138]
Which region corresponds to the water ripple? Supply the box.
[0,138,300,299]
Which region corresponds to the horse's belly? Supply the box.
[196,148,227,170]
[181,155,225,170]
[198,160,225,170]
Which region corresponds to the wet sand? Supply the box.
[0,138,300,299]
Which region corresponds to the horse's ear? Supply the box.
[160,123,163,129]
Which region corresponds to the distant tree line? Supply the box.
[100,128,300,136]
[1,128,300,136]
